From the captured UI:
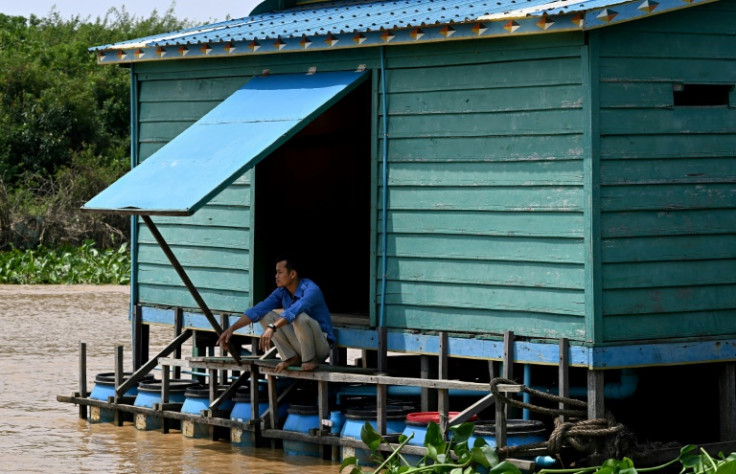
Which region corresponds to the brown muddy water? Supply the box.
[0,285,339,473]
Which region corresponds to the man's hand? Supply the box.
[259,326,275,352]
[217,328,233,352]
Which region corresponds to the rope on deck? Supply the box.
[489,377,633,459]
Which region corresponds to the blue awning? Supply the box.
[83,70,368,216]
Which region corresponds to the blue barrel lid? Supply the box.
[287,404,319,415]
[137,379,199,393]
[94,372,155,384]
[345,405,412,420]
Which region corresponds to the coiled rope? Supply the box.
[488,378,629,458]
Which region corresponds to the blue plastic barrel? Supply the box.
[89,372,155,423]
[181,385,235,415]
[90,372,155,400]
[133,379,198,408]
[340,406,409,465]
[282,405,321,457]
[469,419,547,449]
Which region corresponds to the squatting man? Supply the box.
[217,257,335,372]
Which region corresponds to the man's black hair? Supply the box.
[275,256,300,275]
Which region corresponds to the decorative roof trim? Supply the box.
[95,0,717,65]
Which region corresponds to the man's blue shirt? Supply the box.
[244,278,335,344]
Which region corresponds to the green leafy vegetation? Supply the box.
[341,425,736,474]
[0,6,191,251]
[341,421,522,474]
[0,240,130,284]
[539,445,736,474]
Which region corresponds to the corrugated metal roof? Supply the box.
[92,0,556,49]
[92,0,718,62]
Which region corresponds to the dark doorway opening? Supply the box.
[253,77,371,317]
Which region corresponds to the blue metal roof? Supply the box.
[92,0,717,63]
[83,70,368,215]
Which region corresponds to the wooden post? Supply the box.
[250,365,262,446]
[267,374,279,430]
[78,342,87,420]
[438,331,449,438]
[174,307,183,379]
[161,365,170,434]
[219,313,229,385]
[377,326,388,374]
[133,305,143,370]
[318,380,330,458]
[133,304,149,370]
[495,393,507,449]
[558,338,570,423]
[719,362,736,440]
[420,355,437,412]
[496,331,514,449]
[377,383,387,435]
[114,345,124,426]
[503,330,515,420]
[587,369,605,420]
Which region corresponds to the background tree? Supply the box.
[0,6,191,249]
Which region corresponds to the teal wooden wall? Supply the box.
[597,0,736,342]
[135,71,254,312]
[378,35,589,340]
[129,0,734,344]
[132,51,379,314]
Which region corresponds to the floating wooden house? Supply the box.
[83,0,736,442]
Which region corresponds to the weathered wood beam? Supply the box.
[210,371,248,411]
[559,338,570,423]
[141,215,241,363]
[449,392,495,425]
[116,329,192,396]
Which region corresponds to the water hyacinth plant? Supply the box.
[0,239,130,284]
[341,421,523,474]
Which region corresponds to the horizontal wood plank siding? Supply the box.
[598,0,736,342]
[378,37,587,339]
[134,65,255,312]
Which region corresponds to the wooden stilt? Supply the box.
[420,355,437,412]
[438,331,449,438]
[587,369,605,419]
[174,307,183,379]
[503,330,515,420]
[114,345,124,426]
[719,362,736,440]
[133,305,149,371]
[559,338,570,423]
[161,365,170,434]
[377,326,388,374]
[250,365,262,446]
[377,383,387,435]
[267,374,279,448]
[78,342,87,420]
[219,314,229,385]
[318,380,330,458]
[496,330,514,449]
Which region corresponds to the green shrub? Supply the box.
[0,239,130,284]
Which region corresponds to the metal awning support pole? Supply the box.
[141,215,241,363]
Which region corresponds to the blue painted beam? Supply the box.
[140,306,736,369]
